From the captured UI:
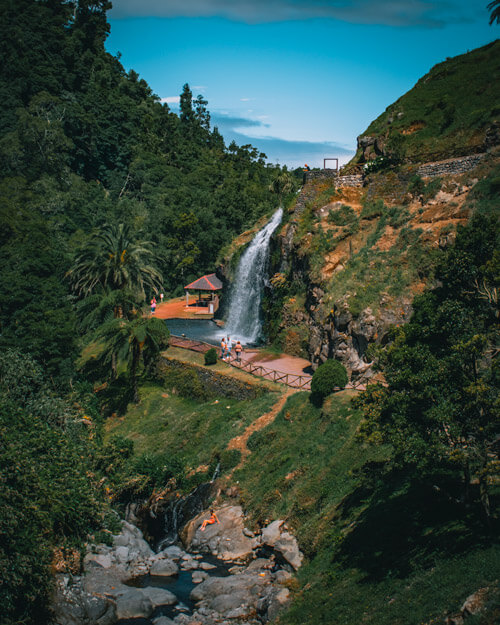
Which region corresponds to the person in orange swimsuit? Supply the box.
[200,509,220,531]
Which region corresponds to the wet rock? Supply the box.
[192,570,209,584]
[199,561,217,570]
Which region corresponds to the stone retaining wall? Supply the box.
[305,170,364,186]
[415,153,485,178]
[303,153,486,188]
[158,356,264,400]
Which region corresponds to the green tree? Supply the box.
[67,222,162,299]
[269,170,295,205]
[488,0,500,24]
[356,214,500,520]
[96,314,170,403]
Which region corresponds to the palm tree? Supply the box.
[269,171,295,205]
[67,222,162,299]
[76,289,138,331]
[488,0,500,24]
[96,314,170,403]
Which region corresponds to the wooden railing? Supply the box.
[168,335,312,390]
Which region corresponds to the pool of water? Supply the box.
[119,553,232,624]
[164,318,222,345]
[164,318,261,347]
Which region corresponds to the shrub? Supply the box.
[204,347,218,366]
[171,368,210,401]
[310,360,348,405]
[360,198,386,220]
[327,204,358,226]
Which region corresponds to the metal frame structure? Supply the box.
[323,158,339,171]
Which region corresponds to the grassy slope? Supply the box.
[109,375,499,624]
[105,349,282,475]
[235,392,499,625]
[349,39,500,164]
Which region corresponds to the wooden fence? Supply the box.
[169,335,312,390]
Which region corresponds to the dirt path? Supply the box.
[224,388,296,477]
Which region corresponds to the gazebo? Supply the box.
[184,273,222,316]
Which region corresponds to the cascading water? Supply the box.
[224,207,283,344]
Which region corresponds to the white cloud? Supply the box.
[110,0,469,29]
[160,96,180,104]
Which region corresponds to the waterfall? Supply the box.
[224,208,283,344]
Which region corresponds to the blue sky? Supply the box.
[106,1,498,169]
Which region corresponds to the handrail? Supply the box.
[168,334,312,390]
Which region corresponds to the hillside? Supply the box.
[263,122,500,379]
[348,39,500,167]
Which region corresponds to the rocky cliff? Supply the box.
[267,151,499,381]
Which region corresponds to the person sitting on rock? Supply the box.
[200,509,220,531]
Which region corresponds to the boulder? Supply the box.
[266,588,291,621]
[149,557,179,577]
[52,575,116,625]
[192,570,209,584]
[183,505,256,561]
[159,545,185,560]
[261,520,303,570]
[261,520,283,546]
[83,553,113,569]
[274,533,303,571]
[115,588,154,620]
[142,586,177,608]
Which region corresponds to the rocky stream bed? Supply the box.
[53,505,302,625]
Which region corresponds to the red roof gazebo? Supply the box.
[184,273,222,316]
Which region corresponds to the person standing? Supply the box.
[151,297,157,315]
[220,337,226,360]
[160,292,164,303]
[235,340,242,363]
[226,336,232,361]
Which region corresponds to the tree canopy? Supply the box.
[356,213,500,520]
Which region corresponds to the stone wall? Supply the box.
[304,170,364,186]
[158,356,264,400]
[415,153,486,178]
[303,153,486,188]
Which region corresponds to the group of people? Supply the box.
[220,336,243,362]
[150,292,164,314]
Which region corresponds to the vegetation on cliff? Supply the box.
[349,39,500,166]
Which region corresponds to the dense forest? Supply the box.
[0,1,283,622]
[0,0,281,383]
